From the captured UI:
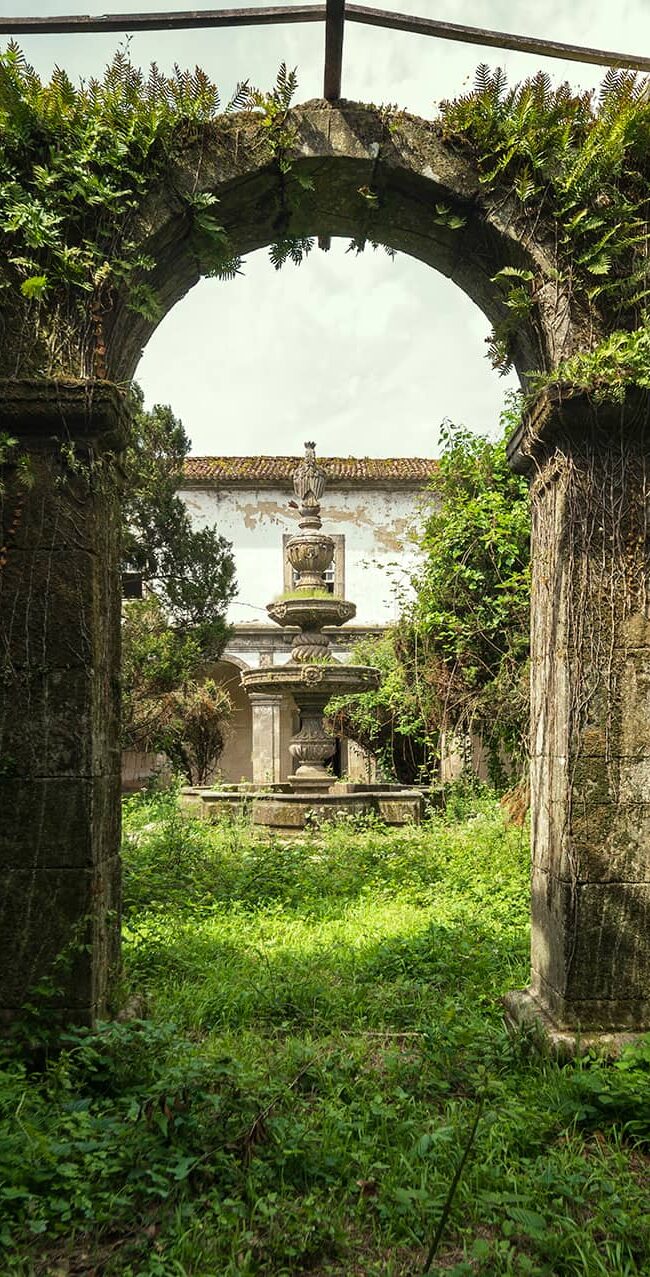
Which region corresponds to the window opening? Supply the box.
[122,571,143,599]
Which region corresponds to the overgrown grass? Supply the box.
[2,793,650,1275]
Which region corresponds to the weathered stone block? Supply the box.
[0,776,120,868]
[531,868,650,1028]
[0,549,107,669]
[557,648,650,760]
[620,650,650,754]
[567,800,650,883]
[570,755,617,806]
[0,668,119,778]
[530,752,569,809]
[617,612,650,650]
[375,794,423,824]
[533,797,650,883]
[0,856,121,1014]
[252,794,372,828]
[0,453,120,555]
[530,788,565,876]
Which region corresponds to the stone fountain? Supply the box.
[181,444,423,830]
[242,441,380,791]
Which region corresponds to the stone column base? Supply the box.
[503,988,646,1059]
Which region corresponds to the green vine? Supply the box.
[0,45,304,368]
[2,47,650,389]
[439,65,650,372]
[529,320,650,402]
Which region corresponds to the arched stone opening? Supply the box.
[209,658,254,784]
[104,101,576,387]
[0,102,586,387]
[0,98,647,1047]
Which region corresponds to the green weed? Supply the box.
[1,794,649,1274]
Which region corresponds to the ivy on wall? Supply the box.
[0,45,297,373]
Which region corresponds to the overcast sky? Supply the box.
[7,1,650,457]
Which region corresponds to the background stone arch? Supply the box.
[207,656,254,784]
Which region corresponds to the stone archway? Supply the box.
[1,99,647,1046]
[0,101,586,387]
[209,657,254,784]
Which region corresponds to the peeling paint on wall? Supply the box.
[180,482,427,625]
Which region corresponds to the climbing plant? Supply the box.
[329,411,531,786]
[1,45,649,385]
[121,594,232,784]
[439,65,650,378]
[0,44,302,374]
[410,416,530,773]
[327,627,439,785]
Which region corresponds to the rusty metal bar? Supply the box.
[345,5,650,74]
[0,6,326,36]
[324,0,345,100]
[0,3,648,77]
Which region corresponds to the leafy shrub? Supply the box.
[328,416,531,785]
[564,1038,650,1144]
[0,1018,248,1251]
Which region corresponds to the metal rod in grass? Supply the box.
[421,1092,485,1274]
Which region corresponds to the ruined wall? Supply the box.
[180,482,426,626]
[506,389,650,1038]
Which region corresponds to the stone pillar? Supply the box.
[345,738,377,784]
[0,380,127,1026]
[249,692,284,785]
[505,389,650,1044]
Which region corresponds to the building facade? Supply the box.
[178,454,436,785]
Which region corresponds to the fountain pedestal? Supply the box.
[289,696,336,789]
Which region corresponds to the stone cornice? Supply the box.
[507,385,650,474]
[0,378,130,450]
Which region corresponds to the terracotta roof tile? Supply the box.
[182,456,438,485]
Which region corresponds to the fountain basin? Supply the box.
[267,597,356,631]
[180,783,424,830]
[241,662,381,790]
[241,662,380,698]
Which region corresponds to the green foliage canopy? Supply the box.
[121,596,232,783]
[122,386,237,649]
[412,418,530,767]
[440,66,650,377]
[121,392,236,780]
[327,629,437,785]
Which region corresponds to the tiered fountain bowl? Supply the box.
[182,443,423,831]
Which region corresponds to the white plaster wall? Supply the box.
[181,483,426,625]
